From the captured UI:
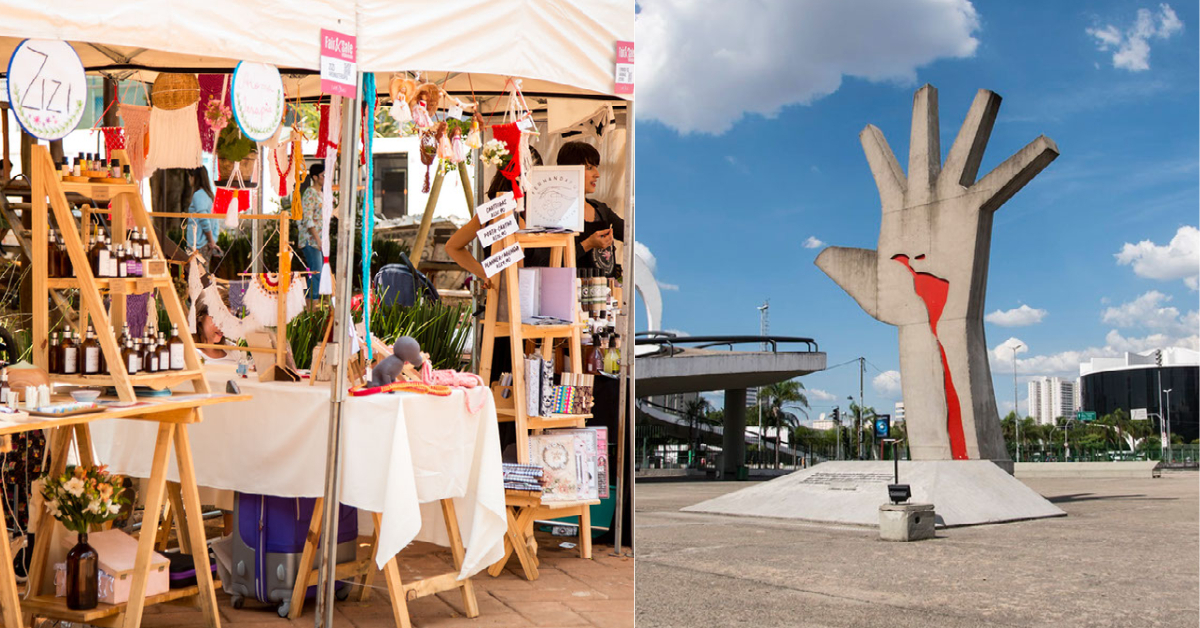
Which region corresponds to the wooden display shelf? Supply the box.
[59,180,139,202]
[514,232,578,248]
[495,407,591,429]
[47,276,170,291]
[52,369,203,390]
[493,322,584,339]
[23,586,201,625]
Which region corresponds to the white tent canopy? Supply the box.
[0,0,633,100]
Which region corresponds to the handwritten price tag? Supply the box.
[482,243,524,278]
[476,193,516,224]
[478,214,520,247]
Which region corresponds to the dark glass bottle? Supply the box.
[48,332,61,375]
[169,325,185,370]
[62,331,79,375]
[82,325,101,375]
[65,532,98,610]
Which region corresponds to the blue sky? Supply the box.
[633,0,1198,421]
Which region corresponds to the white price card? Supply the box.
[476,193,516,224]
[478,214,520,247]
[482,243,524,278]
[7,39,87,140]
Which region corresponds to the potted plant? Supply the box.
[40,465,131,610]
[215,124,257,183]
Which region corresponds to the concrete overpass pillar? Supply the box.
[723,388,747,478]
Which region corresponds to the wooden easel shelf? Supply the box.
[493,322,584,339]
[515,232,578,248]
[59,181,139,202]
[52,369,204,390]
[496,407,591,429]
[23,586,201,623]
[48,277,171,291]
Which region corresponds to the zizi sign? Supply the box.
[6,39,86,140]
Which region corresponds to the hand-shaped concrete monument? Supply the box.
[817,85,1058,464]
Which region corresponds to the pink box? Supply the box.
[55,529,169,604]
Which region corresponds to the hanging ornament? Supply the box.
[389,99,412,124]
[436,123,453,161]
[419,129,437,193]
[450,128,466,164]
[412,100,432,129]
[244,273,308,328]
[465,117,482,150]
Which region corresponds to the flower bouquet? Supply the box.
[480,138,511,168]
[40,465,130,610]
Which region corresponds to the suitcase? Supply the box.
[227,493,358,617]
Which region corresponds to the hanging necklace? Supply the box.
[272,144,293,193]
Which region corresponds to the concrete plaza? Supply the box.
[636,472,1199,628]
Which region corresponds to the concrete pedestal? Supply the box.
[879,503,936,541]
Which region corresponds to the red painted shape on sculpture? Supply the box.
[892,254,968,460]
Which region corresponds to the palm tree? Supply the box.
[760,380,809,469]
[846,397,878,459]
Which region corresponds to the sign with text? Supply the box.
[614,40,634,95]
[483,243,524,277]
[477,193,516,224]
[526,166,585,232]
[1131,408,1148,421]
[320,29,357,98]
[7,39,86,140]
[232,62,285,142]
[478,214,520,247]
[1076,410,1097,422]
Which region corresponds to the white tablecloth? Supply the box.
[89,364,506,577]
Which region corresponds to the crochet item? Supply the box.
[118,104,151,182]
[145,103,203,177]
[100,127,125,152]
[200,283,258,341]
[243,272,307,328]
[491,122,525,199]
[349,381,453,397]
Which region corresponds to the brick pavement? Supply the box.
[135,536,633,628]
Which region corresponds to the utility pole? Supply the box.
[1164,388,1173,464]
[757,300,769,468]
[858,357,865,460]
[1011,342,1023,462]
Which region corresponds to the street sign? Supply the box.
[1131,408,1148,421]
[1076,411,1098,422]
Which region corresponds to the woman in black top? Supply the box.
[556,142,625,278]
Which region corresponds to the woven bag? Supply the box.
[151,73,200,110]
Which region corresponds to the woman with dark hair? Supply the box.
[299,163,326,302]
[192,298,240,363]
[557,141,623,277]
[185,167,221,256]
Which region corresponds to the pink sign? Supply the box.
[320,29,357,98]
[615,41,634,95]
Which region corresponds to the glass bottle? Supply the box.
[59,158,70,181]
[585,335,605,375]
[122,338,138,375]
[604,337,621,374]
[123,165,131,183]
[169,324,185,370]
[0,368,9,405]
[72,154,82,177]
[119,323,130,348]
[82,325,101,375]
[140,227,152,261]
[145,335,159,373]
[65,532,98,610]
[56,230,69,276]
[158,333,170,372]
[115,245,128,278]
[110,159,121,179]
[62,331,79,375]
[48,332,60,375]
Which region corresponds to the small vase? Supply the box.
[66,532,98,610]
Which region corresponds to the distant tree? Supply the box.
[761,381,809,468]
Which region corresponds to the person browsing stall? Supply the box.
[298,163,325,303]
[185,167,222,258]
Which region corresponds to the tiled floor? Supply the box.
[136,536,634,628]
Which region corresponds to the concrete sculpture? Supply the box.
[817,85,1058,464]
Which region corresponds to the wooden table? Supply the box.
[489,490,599,581]
[0,392,248,628]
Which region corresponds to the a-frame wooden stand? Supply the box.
[30,145,211,401]
[478,232,599,580]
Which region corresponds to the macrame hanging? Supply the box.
[145,74,203,177]
[118,104,151,182]
[199,283,259,341]
[187,256,206,333]
[197,74,231,153]
[319,96,342,296]
[214,161,253,229]
[271,140,295,198]
[244,273,308,328]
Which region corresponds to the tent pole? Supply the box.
[613,101,635,557]
[315,75,363,628]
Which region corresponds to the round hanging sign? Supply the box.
[6,39,87,141]
[231,61,285,142]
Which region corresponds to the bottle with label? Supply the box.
[0,368,8,405]
[127,243,142,277]
[45,229,58,277]
[116,245,128,278]
[110,159,121,179]
[605,336,621,374]
[584,335,604,375]
[72,154,82,177]
[119,322,130,348]
[123,165,131,183]
[56,230,70,276]
[97,235,112,278]
[82,325,101,375]
[62,331,79,375]
[145,336,159,373]
[169,324,185,370]
[122,339,138,375]
[158,333,171,372]
[59,159,70,181]
[140,227,152,262]
[87,235,101,276]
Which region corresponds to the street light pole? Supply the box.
[1163,388,1173,463]
[1011,342,1023,463]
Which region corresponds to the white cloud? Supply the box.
[1087,4,1185,72]
[985,305,1047,327]
[1100,290,1197,336]
[638,0,980,134]
[635,241,681,292]
[989,327,1199,377]
[872,370,902,397]
[1114,225,1199,290]
[803,236,825,249]
[808,388,838,402]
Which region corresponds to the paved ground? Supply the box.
[636,471,1199,628]
[136,537,634,628]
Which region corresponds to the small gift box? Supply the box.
[55,529,170,604]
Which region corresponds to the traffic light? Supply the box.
[831,407,840,422]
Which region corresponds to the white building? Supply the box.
[1027,376,1076,425]
[894,402,905,424]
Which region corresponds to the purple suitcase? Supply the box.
[227,493,357,617]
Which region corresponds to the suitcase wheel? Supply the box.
[336,584,351,601]
[231,594,244,610]
[277,601,290,618]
